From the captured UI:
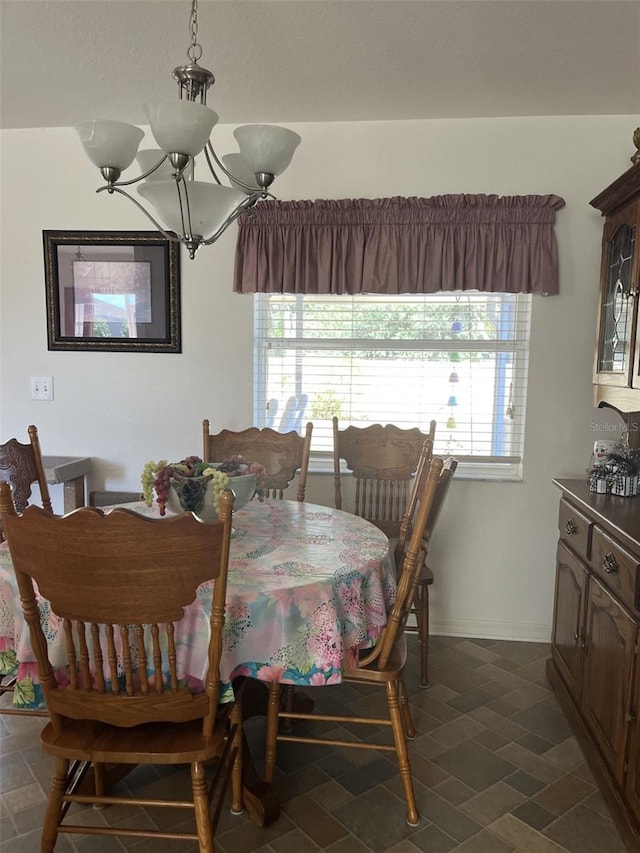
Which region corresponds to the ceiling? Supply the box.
[1,0,639,131]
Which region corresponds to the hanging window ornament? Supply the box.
[506,382,515,419]
[445,307,463,437]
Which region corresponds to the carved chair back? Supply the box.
[0,482,234,734]
[0,424,52,516]
[332,418,436,536]
[202,420,313,501]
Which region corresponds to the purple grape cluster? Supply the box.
[216,455,247,474]
[153,465,174,515]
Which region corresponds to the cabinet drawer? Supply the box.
[591,527,640,612]
[558,498,592,562]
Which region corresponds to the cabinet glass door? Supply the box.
[597,222,636,378]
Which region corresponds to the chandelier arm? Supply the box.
[107,154,174,188]
[205,142,260,192]
[200,214,239,246]
[203,144,224,186]
[95,185,181,243]
[201,193,264,246]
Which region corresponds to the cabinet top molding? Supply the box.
[590,162,640,218]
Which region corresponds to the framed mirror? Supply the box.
[43,230,181,353]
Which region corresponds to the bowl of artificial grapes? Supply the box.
[143,456,266,520]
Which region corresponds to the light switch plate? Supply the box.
[30,376,53,401]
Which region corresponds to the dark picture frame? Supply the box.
[43,230,181,353]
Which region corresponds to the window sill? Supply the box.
[308,457,523,483]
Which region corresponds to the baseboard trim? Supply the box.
[428,618,552,643]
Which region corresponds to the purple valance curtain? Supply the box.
[233,194,565,296]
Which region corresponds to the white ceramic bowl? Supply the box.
[223,472,258,511]
[166,471,257,520]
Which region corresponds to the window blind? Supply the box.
[254,292,532,479]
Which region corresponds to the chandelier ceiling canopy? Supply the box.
[75,0,301,259]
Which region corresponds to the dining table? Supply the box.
[0,497,395,824]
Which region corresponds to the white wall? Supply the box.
[1,115,637,641]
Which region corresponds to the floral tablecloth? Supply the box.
[0,500,395,710]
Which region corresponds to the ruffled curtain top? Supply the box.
[234,194,565,296]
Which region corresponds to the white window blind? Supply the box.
[254,292,532,479]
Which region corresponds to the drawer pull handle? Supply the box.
[602,552,619,574]
[565,519,578,535]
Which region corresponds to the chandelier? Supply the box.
[75,0,300,259]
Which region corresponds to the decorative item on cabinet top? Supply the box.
[587,438,640,496]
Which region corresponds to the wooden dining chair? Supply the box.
[333,418,436,535]
[333,418,437,683]
[0,424,53,714]
[0,482,243,852]
[264,453,456,827]
[202,420,313,501]
[0,424,52,522]
[395,452,458,686]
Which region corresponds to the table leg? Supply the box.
[234,677,315,827]
[264,682,281,784]
[235,677,280,826]
[73,680,311,830]
[239,731,280,827]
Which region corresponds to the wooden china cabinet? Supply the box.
[591,152,640,439]
[549,481,640,851]
[548,136,640,852]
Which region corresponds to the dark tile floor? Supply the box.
[0,636,630,852]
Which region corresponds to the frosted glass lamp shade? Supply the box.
[75,120,144,170]
[233,125,301,176]
[136,149,175,180]
[137,181,246,237]
[221,153,260,193]
[144,101,217,156]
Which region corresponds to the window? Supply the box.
[254,292,532,479]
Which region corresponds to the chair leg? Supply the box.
[93,762,105,798]
[420,584,430,688]
[191,760,214,853]
[282,684,295,733]
[230,697,244,815]
[42,757,68,853]
[399,675,415,739]
[386,679,420,826]
[264,681,281,784]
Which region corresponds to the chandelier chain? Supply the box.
[187,0,203,63]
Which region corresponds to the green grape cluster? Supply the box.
[202,467,230,513]
[141,459,167,508]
